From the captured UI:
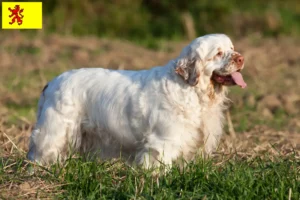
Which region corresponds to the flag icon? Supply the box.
[2,2,42,29]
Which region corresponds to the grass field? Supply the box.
[0,32,299,199]
[1,153,299,199]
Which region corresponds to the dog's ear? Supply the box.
[175,58,200,86]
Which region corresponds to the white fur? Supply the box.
[27,34,244,168]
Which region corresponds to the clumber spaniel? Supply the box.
[27,34,246,168]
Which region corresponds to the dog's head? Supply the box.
[175,34,246,88]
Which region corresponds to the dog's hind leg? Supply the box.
[27,91,81,165]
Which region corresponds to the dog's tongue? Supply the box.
[231,72,247,88]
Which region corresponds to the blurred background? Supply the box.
[43,0,300,43]
[0,0,299,154]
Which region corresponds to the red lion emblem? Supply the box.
[8,5,24,25]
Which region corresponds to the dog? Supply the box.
[27,34,246,168]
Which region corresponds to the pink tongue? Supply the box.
[231,72,247,88]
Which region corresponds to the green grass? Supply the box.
[1,154,299,199]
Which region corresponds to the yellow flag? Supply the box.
[2,2,42,29]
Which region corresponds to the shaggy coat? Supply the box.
[27,34,246,167]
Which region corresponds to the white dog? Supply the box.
[27,34,246,168]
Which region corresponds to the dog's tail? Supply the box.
[27,83,48,162]
[36,83,48,120]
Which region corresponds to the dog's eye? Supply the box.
[216,52,223,57]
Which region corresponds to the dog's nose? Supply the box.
[233,55,244,68]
